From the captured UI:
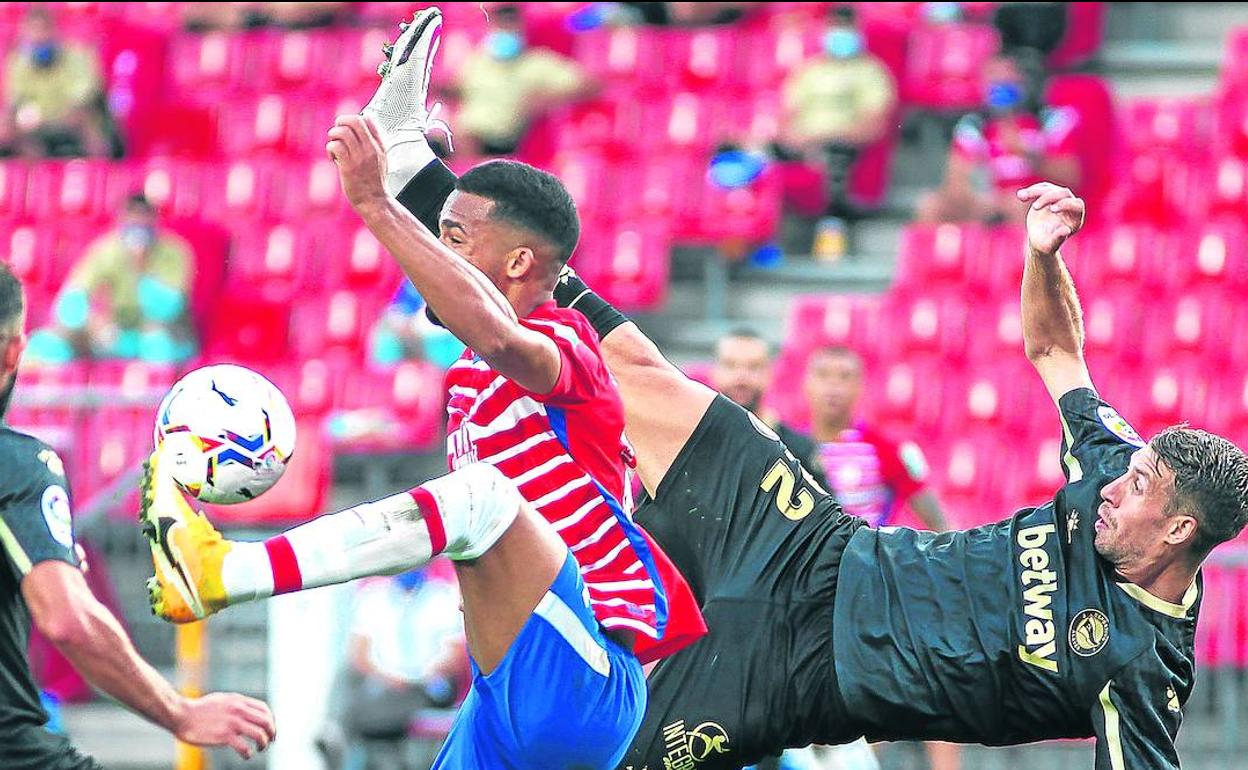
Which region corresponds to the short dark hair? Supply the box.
[718,327,772,356]
[456,160,581,269]
[831,4,857,23]
[126,192,155,214]
[0,262,24,334]
[1151,426,1248,559]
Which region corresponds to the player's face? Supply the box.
[804,351,863,425]
[438,191,533,290]
[712,336,770,411]
[1094,445,1183,565]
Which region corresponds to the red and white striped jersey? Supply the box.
[443,302,704,661]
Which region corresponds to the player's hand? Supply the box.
[327,114,389,213]
[1017,182,1085,256]
[173,692,277,760]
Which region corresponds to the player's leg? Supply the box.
[596,320,717,495]
[141,449,560,670]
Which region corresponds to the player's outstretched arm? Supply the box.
[23,561,276,759]
[1017,182,1095,405]
[328,115,561,394]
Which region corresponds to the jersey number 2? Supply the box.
[761,459,815,521]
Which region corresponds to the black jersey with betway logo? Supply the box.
[0,426,89,769]
[834,388,1196,769]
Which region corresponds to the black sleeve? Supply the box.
[1091,653,1183,770]
[395,159,458,235]
[0,440,79,579]
[1056,388,1142,484]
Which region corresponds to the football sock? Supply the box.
[219,463,522,602]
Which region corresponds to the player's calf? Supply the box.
[143,456,523,621]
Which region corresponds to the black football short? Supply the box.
[620,396,865,769]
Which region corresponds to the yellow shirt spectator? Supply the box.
[783,56,896,144]
[65,229,193,331]
[5,44,101,127]
[456,48,588,147]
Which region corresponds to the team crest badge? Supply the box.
[1096,406,1145,447]
[1069,608,1110,657]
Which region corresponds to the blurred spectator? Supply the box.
[803,346,957,770]
[369,279,465,370]
[2,7,110,158]
[182,2,349,31]
[316,564,467,770]
[804,346,948,530]
[916,52,1080,224]
[711,329,828,490]
[450,3,597,156]
[26,194,197,365]
[776,5,897,217]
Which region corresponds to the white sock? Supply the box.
[218,463,523,604]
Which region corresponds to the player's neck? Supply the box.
[511,285,553,318]
[1115,557,1199,607]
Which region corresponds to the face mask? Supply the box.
[985,81,1024,112]
[121,223,155,252]
[30,42,59,68]
[486,30,524,61]
[824,28,863,59]
[924,2,963,23]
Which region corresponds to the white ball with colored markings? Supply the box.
[153,364,296,504]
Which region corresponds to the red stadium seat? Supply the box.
[1143,290,1245,370]
[200,290,292,363]
[926,435,1005,528]
[879,295,969,362]
[1130,367,1211,439]
[1174,221,1248,291]
[255,29,343,91]
[320,223,403,294]
[692,165,783,244]
[278,157,351,221]
[574,26,669,90]
[290,289,388,358]
[548,152,616,224]
[215,93,303,157]
[783,294,883,360]
[338,26,399,91]
[168,31,250,92]
[1,224,56,296]
[893,222,990,296]
[574,222,672,312]
[863,359,945,438]
[1202,156,1248,220]
[1001,435,1068,512]
[199,159,287,222]
[228,221,321,299]
[24,160,112,221]
[663,28,741,92]
[1122,97,1213,158]
[0,162,29,220]
[614,153,704,233]
[1214,90,1248,158]
[902,22,1000,111]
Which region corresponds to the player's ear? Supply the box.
[504,247,536,280]
[2,332,25,375]
[1164,511,1199,547]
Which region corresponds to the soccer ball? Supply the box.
[153,364,297,504]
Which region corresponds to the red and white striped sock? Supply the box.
[220,487,446,603]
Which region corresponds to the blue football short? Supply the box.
[431,551,646,770]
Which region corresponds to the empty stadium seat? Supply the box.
[783,294,883,359]
[926,436,1004,527]
[878,295,969,362]
[1122,97,1213,158]
[573,222,672,311]
[892,222,990,296]
[228,221,321,298]
[902,22,1000,111]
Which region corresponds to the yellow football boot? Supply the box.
[139,447,232,623]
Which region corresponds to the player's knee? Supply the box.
[421,462,521,561]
